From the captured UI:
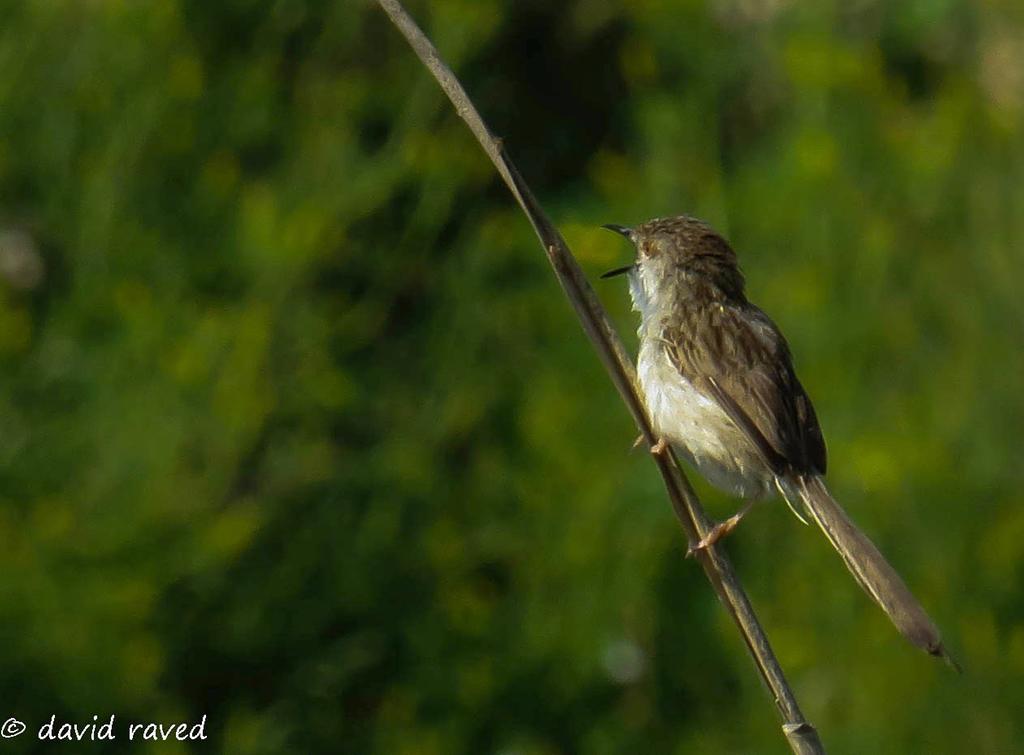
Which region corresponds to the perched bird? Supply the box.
[602,215,954,665]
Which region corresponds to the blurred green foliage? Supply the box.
[0,0,1022,752]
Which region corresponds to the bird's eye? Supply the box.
[641,238,661,258]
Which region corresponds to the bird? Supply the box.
[601,214,955,666]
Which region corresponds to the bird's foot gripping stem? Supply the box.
[686,500,755,557]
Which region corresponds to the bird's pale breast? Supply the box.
[638,338,775,499]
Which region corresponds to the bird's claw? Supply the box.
[686,514,743,557]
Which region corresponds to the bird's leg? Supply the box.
[687,499,757,557]
[642,436,752,554]
[632,434,645,451]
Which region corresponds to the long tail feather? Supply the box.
[784,475,958,669]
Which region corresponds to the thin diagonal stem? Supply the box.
[375,2,825,752]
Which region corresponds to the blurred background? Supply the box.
[0,0,1022,752]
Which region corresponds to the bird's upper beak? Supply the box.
[600,224,636,279]
[601,223,634,241]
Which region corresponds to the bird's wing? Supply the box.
[661,303,826,476]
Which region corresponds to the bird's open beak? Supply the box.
[600,224,636,278]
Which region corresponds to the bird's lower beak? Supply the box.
[600,264,634,279]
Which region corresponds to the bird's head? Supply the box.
[601,215,746,314]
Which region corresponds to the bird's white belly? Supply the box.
[638,341,773,499]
